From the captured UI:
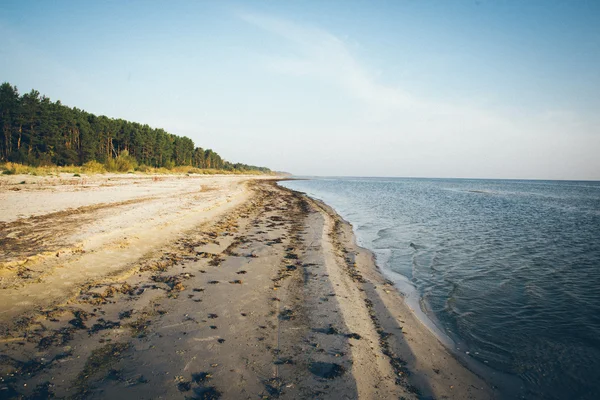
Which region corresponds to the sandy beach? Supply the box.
[0,174,496,399]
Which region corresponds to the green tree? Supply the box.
[0,82,271,173]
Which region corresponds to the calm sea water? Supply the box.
[280,177,600,399]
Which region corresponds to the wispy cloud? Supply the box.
[240,13,515,127]
[241,13,531,164]
[239,12,418,114]
[238,12,599,179]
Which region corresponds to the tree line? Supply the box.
[0,82,270,173]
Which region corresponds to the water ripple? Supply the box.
[282,177,600,399]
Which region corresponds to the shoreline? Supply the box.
[293,188,498,399]
[288,184,518,398]
[0,176,497,398]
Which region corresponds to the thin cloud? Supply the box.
[240,11,599,179]
[239,12,418,113]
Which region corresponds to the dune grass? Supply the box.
[0,161,271,177]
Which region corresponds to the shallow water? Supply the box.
[280,177,600,399]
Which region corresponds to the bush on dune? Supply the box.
[105,150,138,172]
[1,162,31,175]
[82,161,106,174]
[135,164,151,173]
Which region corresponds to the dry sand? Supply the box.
[0,174,498,399]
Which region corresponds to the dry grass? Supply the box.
[1,162,83,176]
[1,162,272,177]
[82,161,106,174]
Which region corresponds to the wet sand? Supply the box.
[0,175,497,399]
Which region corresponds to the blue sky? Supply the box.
[1,0,599,179]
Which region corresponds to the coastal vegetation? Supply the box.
[0,82,270,174]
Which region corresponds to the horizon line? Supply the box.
[287,175,600,183]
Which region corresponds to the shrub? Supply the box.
[135,164,151,173]
[155,167,171,174]
[105,150,137,172]
[82,161,106,174]
[1,162,30,175]
[162,160,175,170]
[170,165,189,173]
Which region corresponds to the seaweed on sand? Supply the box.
[72,342,131,398]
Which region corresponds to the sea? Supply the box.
[279,177,600,399]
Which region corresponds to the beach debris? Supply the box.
[192,372,213,383]
[30,381,55,398]
[88,318,120,335]
[278,308,295,321]
[189,386,221,399]
[151,273,192,291]
[127,318,152,337]
[73,342,131,395]
[345,332,361,340]
[209,255,225,266]
[263,377,285,397]
[37,336,56,350]
[308,362,346,379]
[36,326,75,349]
[183,314,196,322]
[68,310,90,330]
[106,368,124,381]
[172,282,185,291]
[274,357,295,365]
[177,381,192,392]
[312,325,339,335]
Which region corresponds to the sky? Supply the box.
[1,0,599,179]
